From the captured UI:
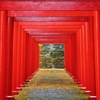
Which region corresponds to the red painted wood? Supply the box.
[29,36,33,76]
[65,35,76,79]
[23,31,27,84]
[12,22,18,94]
[36,42,39,71]
[84,22,90,91]
[35,37,70,43]
[0,11,7,100]
[34,36,71,39]
[0,2,100,10]
[81,25,86,87]
[18,22,85,26]
[0,1,100,100]
[25,34,34,81]
[68,39,72,75]
[64,42,67,71]
[71,35,76,78]
[25,29,79,33]
[38,41,65,44]
[16,25,22,90]
[88,17,96,96]
[94,11,100,100]
[5,17,14,99]
[79,29,83,85]
[25,33,30,81]
[65,41,69,72]
[20,29,25,87]
[14,17,90,22]
[32,39,39,73]
[31,38,35,73]
[22,25,82,29]
[8,11,94,17]
[35,38,69,42]
[29,32,74,36]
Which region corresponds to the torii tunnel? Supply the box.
[0,0,100,100]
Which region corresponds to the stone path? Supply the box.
[14,69,89,100]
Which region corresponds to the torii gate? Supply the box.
[0,1,100,100]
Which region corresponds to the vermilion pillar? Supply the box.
[12,22,18,94]
[64,43,66,70]
[84,22,90,91]
[64,41,69,72]
[25,33,29,82]
[25,33,32,81]
[88,17,96,97]
[71,35,76,78]
[30,36,34,76]
[16,25,22,90]
[32,38,37,74]
[27,35,33,79]
[81,25,86,88]
[31,38,34,74]
[20,29,25,87]
[68,38,72,74]
[0,11,7,100]
[35,41,39,72]
[22,31,26,85]
[5,17,14,99]
[22,30,26,85]
[84,21,96,98]
[94,11,100,100]
[75,30,83,85]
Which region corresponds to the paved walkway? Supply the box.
[15,69,89,100]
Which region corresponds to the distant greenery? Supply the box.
[50,51,64,57]
[40,44,64,68]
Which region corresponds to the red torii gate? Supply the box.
[0,1,100,100]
